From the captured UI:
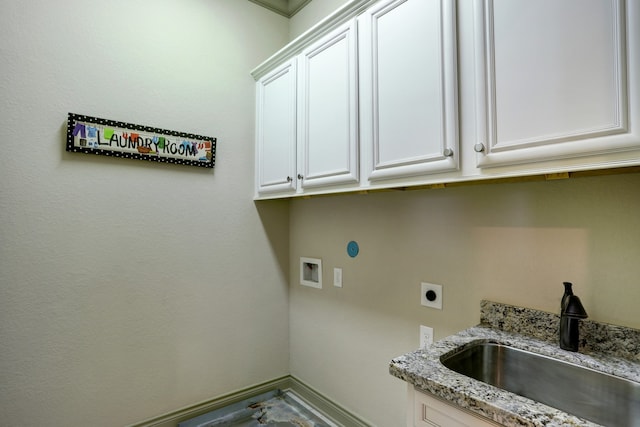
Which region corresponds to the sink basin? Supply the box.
[440,341,640,427]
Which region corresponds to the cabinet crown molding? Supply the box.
[249,0,312,18]
[251,0,378,80]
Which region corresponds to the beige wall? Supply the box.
[3,1,637,426]
[289,0,350,40]
[0,1,290,426]
[289,172,640,426]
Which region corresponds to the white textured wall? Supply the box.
[289,173,640,426]
[0,1,290,425]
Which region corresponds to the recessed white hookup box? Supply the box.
[300,257,322,289]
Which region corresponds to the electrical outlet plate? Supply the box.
[420,325,434,348]
[333,267,342,288]
[421,282,443,309]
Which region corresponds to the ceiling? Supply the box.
[249,0,312,18]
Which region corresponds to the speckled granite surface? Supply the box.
[480,300,640,362]
[390,300,640,427]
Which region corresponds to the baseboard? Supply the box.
[127,376,291,427]
[128,375,372,427]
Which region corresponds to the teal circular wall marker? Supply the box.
[347,241,359,258]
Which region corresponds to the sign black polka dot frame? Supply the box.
[66,112,216,169]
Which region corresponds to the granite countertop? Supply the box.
[389,301,640,427]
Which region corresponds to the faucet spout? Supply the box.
[560,282,588,352]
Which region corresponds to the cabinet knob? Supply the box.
[474,143,486,153]
[286,176,292,182]
[297,174,304,180]
[443,148,454,157]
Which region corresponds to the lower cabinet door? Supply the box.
[410,386,499,427]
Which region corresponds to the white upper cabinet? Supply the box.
[471,0,640,168]
[255,59,297,194]
[252,0,640,199]
[297,20,359,189]
[359,0,459,182]
[255,20,359,197]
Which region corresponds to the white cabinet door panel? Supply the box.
[256,59,297,194]
[473,0,638,168]
[361,0,459,182]
[409,386,500,427]
[298,20,359,189]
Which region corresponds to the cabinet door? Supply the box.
[297,20,359,189]
[256,59,297,194]
[360,0,459,182]
[473,0,638,168]
[409,386,499,427]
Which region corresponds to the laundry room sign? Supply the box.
[66,113,216,168]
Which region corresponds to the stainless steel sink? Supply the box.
[440,341,640,427]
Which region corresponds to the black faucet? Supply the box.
[560,282,588,352]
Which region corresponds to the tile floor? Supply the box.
[178,389,338,427]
